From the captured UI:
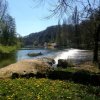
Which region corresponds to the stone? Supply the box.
[39,57,55,66]
[57,59,74,68]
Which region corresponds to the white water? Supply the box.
[54,49,80,64]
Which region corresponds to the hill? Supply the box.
[23,25,60,47]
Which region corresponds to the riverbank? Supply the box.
[0,45,17,54]
[0,56,99,79]
[0,59,100,99]
[0,59,53,79]
[0,48,99,68]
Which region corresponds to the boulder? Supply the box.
[39,57,55,66]
[57,59,74,68]
[0,59,52,79]
[27,52,43,57]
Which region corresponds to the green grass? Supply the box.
[0,78,100,100]
[0,45,17,54]
[55,67,79,73]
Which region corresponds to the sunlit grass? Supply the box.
[0,78,99,100]
[0,45,17,54]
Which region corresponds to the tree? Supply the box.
[0,0,8,20]
[72,6,80,48]
[92,9,100,62]
[79,19,94,49]
[1,14,17,46]
[0,0,8,44]
[6,14,16,46]
[56,20,62,46]
[35,0,100,63]
[61,19,68,46]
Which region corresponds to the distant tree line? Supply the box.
[32,0,100,64]
[23,8,100,50]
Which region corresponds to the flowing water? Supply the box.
[0,48,93,68]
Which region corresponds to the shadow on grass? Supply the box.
[11,72,47,79]
[48,70,100,86]
[11,70,100,86]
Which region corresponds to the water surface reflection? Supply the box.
[0,48,93,68]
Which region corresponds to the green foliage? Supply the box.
[0,14,17,46]
[23,9,100,50]
[0,57,16,68]
[0,45,17,54]
[0,78,99,100]
[0,14,21,56]
[55,67,78,73]
[0,4,20,52]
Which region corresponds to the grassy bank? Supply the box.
[0,78,100,100]
[0,45,17,54]
[0,62,100,100]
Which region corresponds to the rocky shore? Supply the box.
[0,58,54,79]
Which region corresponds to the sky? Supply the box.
[6,0,99,36]
[7,0,58,36]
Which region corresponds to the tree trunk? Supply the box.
[75,24,80,48]
[93,23,100,63]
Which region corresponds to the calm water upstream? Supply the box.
[0,48,93,68]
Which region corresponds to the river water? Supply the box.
[0,48,93,68]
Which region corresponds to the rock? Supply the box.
[57,59,74,68]
[39,57,55,66]
[0,59,52,79]
[27,52,42,57]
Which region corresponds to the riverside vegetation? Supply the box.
[0,45,17,54]
[0,0,100,99]
[0,61,100,100]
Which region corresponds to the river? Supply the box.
[0,48,93,68]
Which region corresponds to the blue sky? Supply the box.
[7,0,58,36]
[6,0,99,36]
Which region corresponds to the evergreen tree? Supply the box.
[56,20,62,46]
[72,6,80,48]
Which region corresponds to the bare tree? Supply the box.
[0,0,8,44]
[72,6,80,48]
[34,0,100,63]
[0,0,8,20]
